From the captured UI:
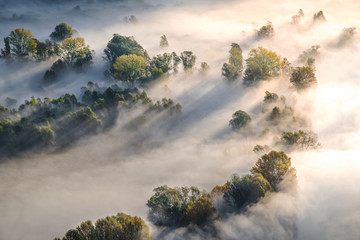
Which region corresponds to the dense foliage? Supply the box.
[54,213,151,240]
[257,22,275,39]
[0,83,181,158]
[147,185,216,227]
[243,47,282,86]
[222,43,243,81]
[290,66,317,89]
[104,34,149,66]
[229,110,251,130]
[50,23,74,42]
[147,151,296,230]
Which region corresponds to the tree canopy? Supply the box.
[280,130,321,150]
[250,150,295,190]
[223,173,273,211]
[290,66,317,89]
[257,22,275,39]
[243,47,282,86]
[113,54,147,87]
[50,23,74,42]
[54,213,151,240]
[229,110,251,130]
[104,34,149,65]
[150,53,172,77]
[180,51,196,71]
[146,185,215,227]
[222,43,243,81]
[8,28,37,56]
[58,37,92,68]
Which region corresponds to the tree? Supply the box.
[150,53,172,75]
[243,47,282,86]
[268,106,281,121]
[229,110,251,130]
[58,37,92,68]
[55,213,151,240]
[250,151,295,190]
[185,197,217,226]
[263,91,279,103]
[160,34,169,48]
[222,43,243,81]
[292,9,304,25]
[50,23,74,42]
[199,62,210,74]
[313,11,326,23]
[0,37,10,57]
[257,21,275,39]
[223,173,273,211]
[34,39,57,60]
[180,51,196,71]
[113,54,147,87]
[8,28,37,56]
[281,57,292,75]
[147,185,211,227]
[281,130,321,150]
[253,144,271,154]
[172,52,181,73]
[104,34,149,65]
[290,66,317,89]
[297,45,320,65]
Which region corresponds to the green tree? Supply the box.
[35,39,57,60]
[243,47,282,86]
[113,54,147,87]
[50,23,74,42]
[268,106,281,121]
[58,37,92,68]
[104,34,149,65]
[250,151,295,190]
[253,144,271,154]
[263,91,279,103]
[56,213,151,240]
[223,173,273,211]
[229,110,251,130]
[290,66,317,89]
[180,51,196,71]
[185,197,217,226]
[147,185,212,227]
[222,43,243,81]
[8,28,37,56]
[281,130,321,150]
[150,53,172,76]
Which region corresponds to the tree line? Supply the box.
[54,150,296,240]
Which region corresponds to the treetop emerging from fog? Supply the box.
[50,23,75,42]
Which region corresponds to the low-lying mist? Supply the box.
[1,0,360,239]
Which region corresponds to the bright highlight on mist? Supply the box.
[0,0,359,240]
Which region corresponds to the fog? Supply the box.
[0,0,360,239]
